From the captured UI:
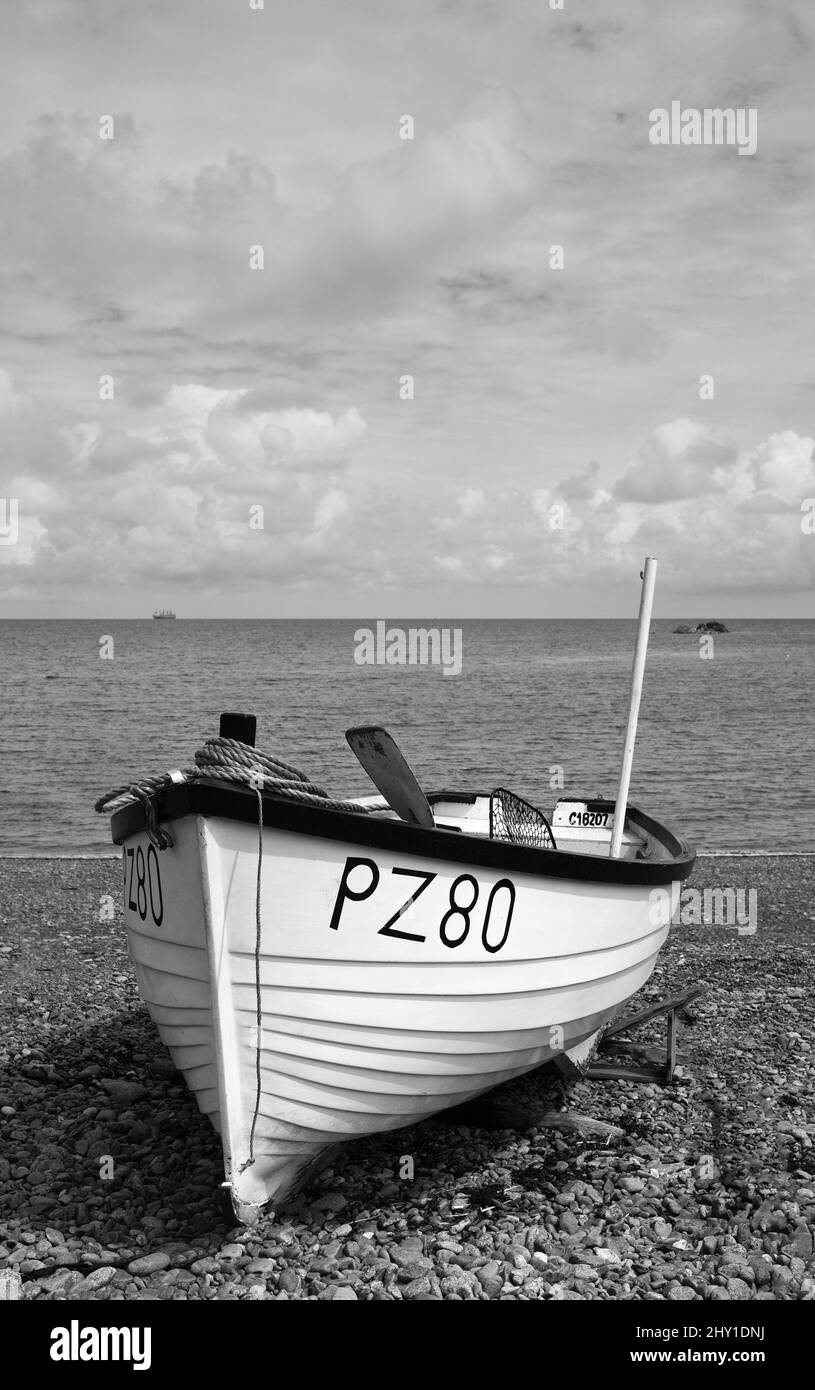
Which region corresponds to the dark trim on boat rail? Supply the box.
[428,789,484,804]
[109,780,696,886]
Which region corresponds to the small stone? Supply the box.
[789,1227,813,1259]
[100,1079,147,1105]
[246,1258,276,1275]
[621,1176,645,1193]
[80,1266,118,1291]
[388,1240,425,1267]
[127,1252,171,1276]
[50,1247,80,1267]
[558,1212,580,1235]
[309,1192,347,1214]
[748,1254,772,1287]
[402,1276,433,1299]
[725,1278,752,1301]
[277,1270,301,1295]
[39,1269,83,1294]
[440,1272,475,1298]
[397,1260,434,1283]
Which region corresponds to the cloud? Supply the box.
[0,378,372,593]
[434,487,488,532]
[2,1,814,613]
[423,422,815,593]
[458,488,487,518]
[312,488,350,532]
[2,366,814,606]
[0,88,537,346]
[434,555,465,574]
[746,429,815,497]
[617,419,737,503]
[557,460,610,506]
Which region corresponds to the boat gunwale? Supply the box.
[109,779,695,886]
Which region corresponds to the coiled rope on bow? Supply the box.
[96,734,369,1173]
[95,735,371,833]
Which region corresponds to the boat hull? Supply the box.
[119,800,687,1218]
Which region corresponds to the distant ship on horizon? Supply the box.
[152,609,176,619]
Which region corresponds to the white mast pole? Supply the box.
[610,557,658,858]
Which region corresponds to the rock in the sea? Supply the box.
[673,621,729,634]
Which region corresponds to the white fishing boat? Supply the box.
[97,560,695,1222]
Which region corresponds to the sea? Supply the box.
[0,619,811,856]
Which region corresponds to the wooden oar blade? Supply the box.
[345,725,435,828]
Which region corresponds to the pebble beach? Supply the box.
[1,854,813,1302]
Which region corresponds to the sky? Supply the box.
[0,0,814,618]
